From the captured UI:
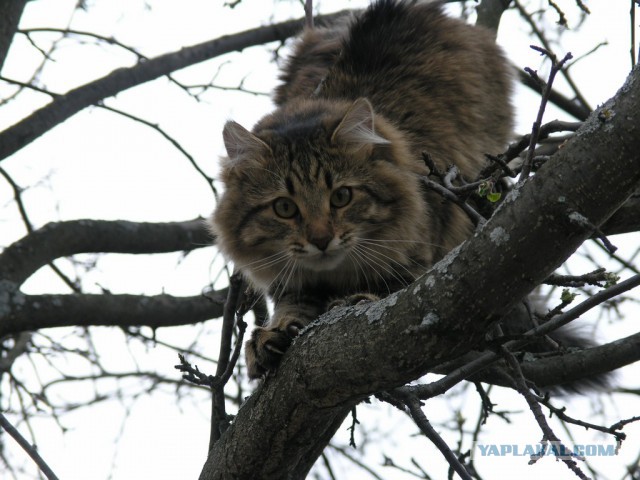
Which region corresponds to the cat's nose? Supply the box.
[309,233,332,251]
[307,223,333,251]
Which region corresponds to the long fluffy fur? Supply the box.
[211,1,607,386]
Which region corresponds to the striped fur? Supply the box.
[211,0,513,378]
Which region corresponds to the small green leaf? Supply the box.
[487,192,502,203]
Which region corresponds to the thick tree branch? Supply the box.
[429,329,640,392]
[601,193,640,235]
[0,218,211,285]
[0,1,27,72]
[199,65,640,480]
[0,11,349,163]
[519,331,640,388]
[518,69,591,121]
[476,0,511,34]
[0,290,227,338]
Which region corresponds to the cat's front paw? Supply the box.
[328,293,380,310]
[245,321,303,379]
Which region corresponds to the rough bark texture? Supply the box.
[198,66,640,480]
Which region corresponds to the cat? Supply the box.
[211,0,513,379]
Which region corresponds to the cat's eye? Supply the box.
[273,197,298,218]
[330,186,352,208]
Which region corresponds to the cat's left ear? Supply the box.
[331,98,390,149]
[222,121,271,170]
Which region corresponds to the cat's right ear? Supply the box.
[331,98,390,149]
[222,121,270,170]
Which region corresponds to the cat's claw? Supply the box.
[264,343,285,355]
[286,322,303,337]
[329,293,380,310]
[245,320,305,379]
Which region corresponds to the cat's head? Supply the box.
[211,98,430,292]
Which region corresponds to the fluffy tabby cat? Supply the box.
[211,0,513,378]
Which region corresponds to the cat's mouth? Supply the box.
[299,249,346,272]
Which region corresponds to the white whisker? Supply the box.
[358,239,429,272]
[238,250,290,271]
[357,243,417,284]
[351,245,398,295]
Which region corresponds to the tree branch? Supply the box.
[199,65,640,480]
[518,69,591,121]
[0,412,60,480]
[0,218,212,285]
[601,193,640,235]
[0,10,349,163]
[0,290,227,338]
[476,0,511,34]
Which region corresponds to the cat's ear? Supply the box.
[331,98,390,148]
[222,121,270,169]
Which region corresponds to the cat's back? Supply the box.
[278,0,513,176]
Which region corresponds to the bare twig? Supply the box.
[539,397,630,442]
[478,120,581,178]
[401,273,640,400]
[0,9,351,163]
[422,176,486,227]
[327,444,386,480]
[547,0,568,26]
[514,0,591,112]
[0,413,60,480]
[501,347,589,479]
[98,103,218,199]
[520,47,573,181]
[517,69,590,120]
[209,272,244,448]
[575,0,591,14]
[379,390,472,480]
[632,0,638,68]
[175,354,214,387]
[0,165,82,292]
[544,268,618,288]
[305,0,314,29]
